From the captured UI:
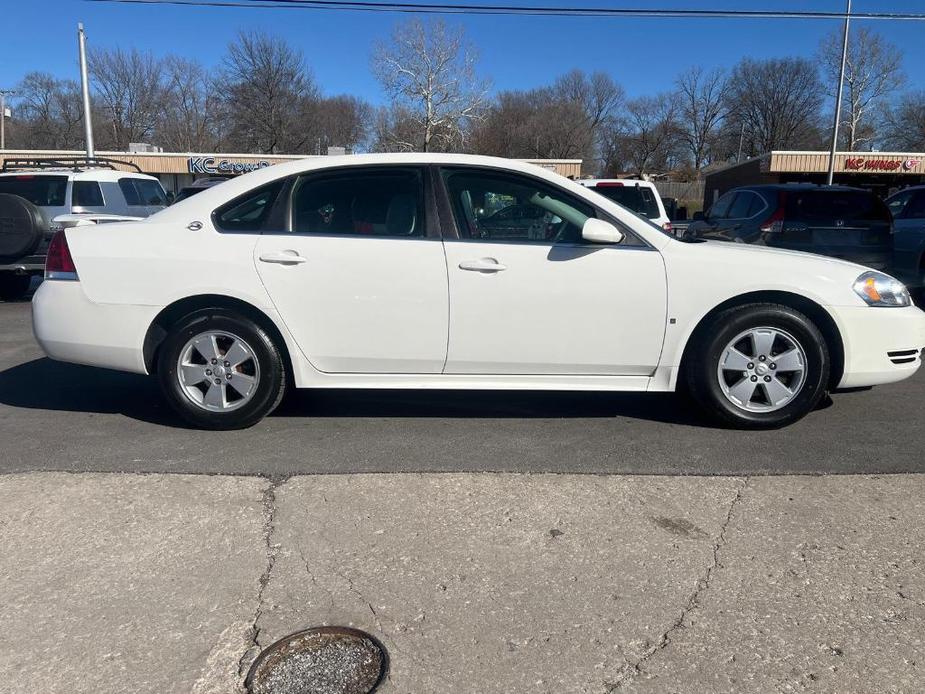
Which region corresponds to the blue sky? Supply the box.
[1,1,924,105]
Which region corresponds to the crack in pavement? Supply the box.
[237,476,286,679]
[607,476,750,691]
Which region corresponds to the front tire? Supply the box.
[685,303,830,429]
[156,310,286,430]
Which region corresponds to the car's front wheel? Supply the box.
[685,303,830,429]
[157,310,287,430]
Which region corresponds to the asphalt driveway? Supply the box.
[1,299,922,476]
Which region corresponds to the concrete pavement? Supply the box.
[1,472,922,693]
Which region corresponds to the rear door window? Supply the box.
[72,181,104,207]
[708,192,735,219]
[727,192,756,219]
[0,175,67,206]
[887,190,914,218]
[291,168,424,237]
[902,191,925,219]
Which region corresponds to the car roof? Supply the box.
[734,183,871,194]
[887,185,925,195]
[578,178,658,188]
[0,169,159,182]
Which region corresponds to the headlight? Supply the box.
[852,271,912,307]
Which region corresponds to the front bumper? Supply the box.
[32,280,157,375]
[834,304,925,388]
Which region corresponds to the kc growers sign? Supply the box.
[188,157,271,175]
[843,157,921,173]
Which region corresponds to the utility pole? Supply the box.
[826,0,851,185]
[0,89,13,150]
[78,22,95,158]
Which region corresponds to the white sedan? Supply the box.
[32,154,925,430]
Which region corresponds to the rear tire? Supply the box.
[0,274,33,301]
[684,303,829,429]
[156,310,286,430]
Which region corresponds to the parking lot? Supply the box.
[1,298,923,477]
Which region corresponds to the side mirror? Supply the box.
[692,210,705,222]
[582,218,624,245]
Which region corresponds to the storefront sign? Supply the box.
[187,157,271,175]
[843,157,920,172]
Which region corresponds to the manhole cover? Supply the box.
[246,626,387,694]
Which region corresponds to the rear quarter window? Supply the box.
[72,181,104,207]
[119,178,168,207]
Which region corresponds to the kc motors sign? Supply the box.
[843,157,921,173]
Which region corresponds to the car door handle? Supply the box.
[459,258,507,273]
[259,251,307,265]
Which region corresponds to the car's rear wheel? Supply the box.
[685,303,830,429]
[0,274,33,301]
[157,311,286,430]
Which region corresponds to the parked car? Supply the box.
[578,178,672,232]
[172,176,231,203]
[685,184,893,270]
[0,157,168,300]
[885,185,925,298]
[32,154,925,430]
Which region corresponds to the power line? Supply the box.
[84,0,925,21]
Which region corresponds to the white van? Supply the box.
[578,179,671,232]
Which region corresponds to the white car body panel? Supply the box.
[30,153,925,396]
[442,240,667,375]
[254,234,449,374]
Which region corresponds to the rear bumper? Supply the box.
[834,305,925,388]
[32,280,156,374]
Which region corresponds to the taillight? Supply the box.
[662,221,673,233]
[759,194,787,234]
[45,230,79,280]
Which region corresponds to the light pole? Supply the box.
[826,0,851,186]
[0,89,13,151]
[78,22,95,158]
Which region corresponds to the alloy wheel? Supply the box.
[176,330,261,412]
[716,327,808,413]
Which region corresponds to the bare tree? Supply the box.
[676,66,727,171]
[11,72,84,149]
[881,91,925,150]
[617,93,681,175]
[300,94,372,154]
[471,70,621,173]
[221,30,317,154]
[158,57,222,152]
[372,19,488,152]
[90,48,167,149]
[722,57,824,157]
[819,27,904,151]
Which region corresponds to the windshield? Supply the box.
[589,184,660,219]
[0,175,68,207]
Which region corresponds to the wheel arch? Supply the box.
[143,294,295,379]
[678,291,845,391]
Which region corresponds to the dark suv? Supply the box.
[685,184,893,270]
